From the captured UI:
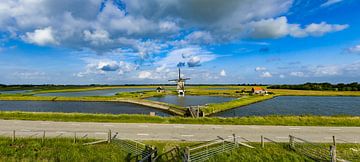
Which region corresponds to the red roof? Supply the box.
[252,87,264,91]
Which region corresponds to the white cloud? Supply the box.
[279,74,285,78]
[311,65,341,76]
[83,29,112,46]
[138,71,152,79]
[185,31,214,44]
[246,17,348,38]
[255,67,267,71]
[220,69,226,77]
[0,0,350,57]
[347,45,360,54]
[260,72,272,78]
[302,22,348,37]
[76,59,137,77]
[157,46,217,68]
[321,0,343,7]
[97,61,119,71]
[22,27,58,46]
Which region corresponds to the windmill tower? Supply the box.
[169,68,190,96]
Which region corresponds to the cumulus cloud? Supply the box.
[302,22,348,37]
[0,0,349,56]
[76,59,137,77]
[138,71,152,79]
[246,17,348,38]
[157,46,217,68]
[260,72,273,78]
[321,0,343,7]
[83,29,112,46]
[22,27,58,46]
[97,61,119,71]
[185,31,214,44]
[220,69,226,77]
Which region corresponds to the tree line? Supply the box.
[268,82,360,91]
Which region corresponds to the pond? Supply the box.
[147,95,235,107]
[0,101,171,116]
[214,96,360,117]
[34,88,153,97]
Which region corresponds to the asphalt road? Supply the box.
[0,120,359,143]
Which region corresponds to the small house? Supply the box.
[156,86,165,93]
[252,87,267,94]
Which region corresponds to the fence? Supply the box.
[112,137,157,162]
[0,130,356,162]
[0,129,111,144]
[183,134,254,162]
[289,135,350,162]
[153,146,183,162]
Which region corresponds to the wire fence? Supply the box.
[153,146,183,162]
[290,135,351,162]
[183,134,254,162]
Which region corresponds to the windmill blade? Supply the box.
[168,79,178,81]
[183,78,191,80]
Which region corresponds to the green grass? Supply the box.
[0,137,127,161]
[1,111,360,126]
[270,89,360,96]
[0,137,358,161]
[202,95,275,115]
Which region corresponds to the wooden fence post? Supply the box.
[108,129,112,143]
[330,145,336,162]
[261,135,264,148]
[233,134,236,144]
[185,146,191,162]
[73,132,77,144]
[12,130,15,143]
[289,135,295,149]
[42,131,45,144]
[331,136,337,162]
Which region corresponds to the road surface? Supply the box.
[0,120,359,143]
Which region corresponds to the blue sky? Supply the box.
[0,0,359,84]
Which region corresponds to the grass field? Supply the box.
[1,111,360,126]
[0,137,358,161]
[202,95,275,115]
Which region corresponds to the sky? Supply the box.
[0,0,360,85]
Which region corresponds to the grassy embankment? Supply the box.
[202,95,275,115]
[270,89,360,96]
[0,137,359,161]
[1,111,360,126]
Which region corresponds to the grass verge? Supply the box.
[1,111,360,126]
[0,137,358,161]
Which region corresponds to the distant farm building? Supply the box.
[156,86,165,93]
[252,87,268,94]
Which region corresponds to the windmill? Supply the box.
[169,68,190,96]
